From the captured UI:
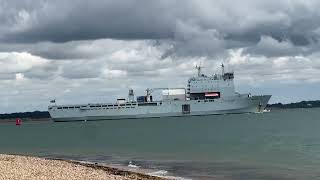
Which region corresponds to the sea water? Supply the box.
[1,108,320,179]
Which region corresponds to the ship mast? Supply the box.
[221,63,225,75]
[196,65,202,77]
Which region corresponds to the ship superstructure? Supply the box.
[187,65,236,100]
[48,65,271,122]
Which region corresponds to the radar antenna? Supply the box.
[195,62,202,77]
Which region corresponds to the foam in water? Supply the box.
[148,170,168,176]
[148,170,192,180]
[127,161,140,168]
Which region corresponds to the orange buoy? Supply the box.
[16,118,22,126]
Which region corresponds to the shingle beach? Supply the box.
[0,154,168,180]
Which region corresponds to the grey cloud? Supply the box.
[60,60,103,79]
[24,63,58,80]
[161,21,227,58]
[244,36,310,57]
[1,0,175,43]
[0,73,15,80]
[0,39,135,60]
[1,0,320,58]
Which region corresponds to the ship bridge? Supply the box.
[187,64,236,100]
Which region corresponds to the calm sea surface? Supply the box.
[1,108,320,179]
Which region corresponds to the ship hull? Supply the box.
[49,95,271,122]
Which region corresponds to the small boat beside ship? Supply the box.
[48,64,271,122]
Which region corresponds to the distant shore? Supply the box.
[0,118,51,124]
[0,154,168,180]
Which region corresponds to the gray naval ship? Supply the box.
[48,65,271,122]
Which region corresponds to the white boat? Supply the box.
[48,64,271,122]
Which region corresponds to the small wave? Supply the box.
[148,170,192,180]
[148,170,168,176]
[166,177,192,180]
[128,161,140,168]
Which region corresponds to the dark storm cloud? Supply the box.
[1,0,320,58]
[0,39,133,60]
[1,0,175,43]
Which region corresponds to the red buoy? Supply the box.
[16,118,22,126]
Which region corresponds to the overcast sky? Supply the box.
[1,0,320,113]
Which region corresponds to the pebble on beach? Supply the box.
[0,154,166,180]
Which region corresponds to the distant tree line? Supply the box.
[0,111,50,120]
[267,100,320,109]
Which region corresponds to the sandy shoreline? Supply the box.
[0,154,169,180]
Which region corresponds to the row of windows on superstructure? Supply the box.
[190,79,221,83]
[188,83,230,89]
[189,76,224,81]
[55,103,137,110]
[53,102,163,110]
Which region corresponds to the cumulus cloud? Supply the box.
[244,36,309,57]
[0,52,53,79]
[227,48,320,84]
[161,21,227,58]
